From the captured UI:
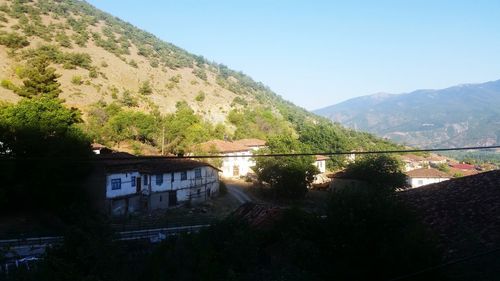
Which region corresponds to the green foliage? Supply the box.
[0,97,91,212]
[88,67,98,78]
[55,31,72,48]
[120,89,138,107]
[231,96,248,107]
[195,91,205,102]
[15,55,62,98]
[21,45,92,69]
[227,108,293,140]
[71,75,83,85]
[192,67,207,81]
[0,31,29,49]
[129,59,138,68]
[138,80,153,95]
[254,135,318,199]
[1,79,18,91]
[169,74,182,83]
[436,163,450,173]
[107,110,157,144]
[343,154,408,192]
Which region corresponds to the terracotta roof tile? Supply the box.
[198,140,249,153]
[233,138,266,147]
[406,168,450,178]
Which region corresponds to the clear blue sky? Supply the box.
[87,0,500,110]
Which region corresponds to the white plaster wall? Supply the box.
[220,151,254,177]
[106,171,141,198]
[314,160,326,173]
[408,177,450,188]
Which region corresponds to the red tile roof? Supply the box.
[450,163,476,170]
[406,168,450,178]
[233,138,266,147]
[315,155,329,161]
[198,140,249,153]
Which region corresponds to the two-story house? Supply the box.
[198,139,266,178]
[104,158,220,216]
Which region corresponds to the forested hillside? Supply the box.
[0,0,400,159]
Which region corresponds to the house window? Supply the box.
[131,176,136,187]
[194,168,202,179]
[181,171,187,181]
[171,173,174,182]
[156,174,163,185]
[144,175,148,185]
[111,178,121,190]
[417,180,423,185]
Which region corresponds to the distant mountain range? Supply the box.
[314,80,500,148]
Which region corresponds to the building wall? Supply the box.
[220,150,253,178]
[314,160,326,173]
[106,171,142,198]
[407,177,449,188]
[106,166,220,214]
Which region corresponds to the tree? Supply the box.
[0,97,91,212]
[16,55,62,98]
[254,135,318,199]
[138,80,153,95]
[342,154,408,192]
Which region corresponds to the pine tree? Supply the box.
[17,55,62,98]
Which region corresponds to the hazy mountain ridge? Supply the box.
[314,80,500,148]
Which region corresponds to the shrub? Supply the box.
[129,59,138,68]
[192,68,207,81]
[88,68,98,78]
[150,59,159,68]
[1,79,17,91]
[138,81,152,95]
[100,61,108,68]
[0,31,29,49]
[71,75,83,85]
[195,91,205,102]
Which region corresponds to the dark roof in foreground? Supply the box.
[399,170,500,261]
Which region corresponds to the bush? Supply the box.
[100,61,108,67]
[129,59,138,68]
[138,80,152,95]
[195,91,205,102]
[1,79,17,91]
[88,67,98,78]
[71,75,83,85]
[0,31,29,49]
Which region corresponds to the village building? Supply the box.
[406,167,450,188]
[104,158,220,216]
[198,139,266,178]
[314,155,328,173]
[84,150,220,216]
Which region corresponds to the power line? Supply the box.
[0,145,498,161]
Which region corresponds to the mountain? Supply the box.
[314,80,500,148]
[0,0,399,156]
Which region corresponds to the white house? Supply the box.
[314,155,328,173]
[198,139,266,178]
[105,158,220,216]
[406,167,450,188]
